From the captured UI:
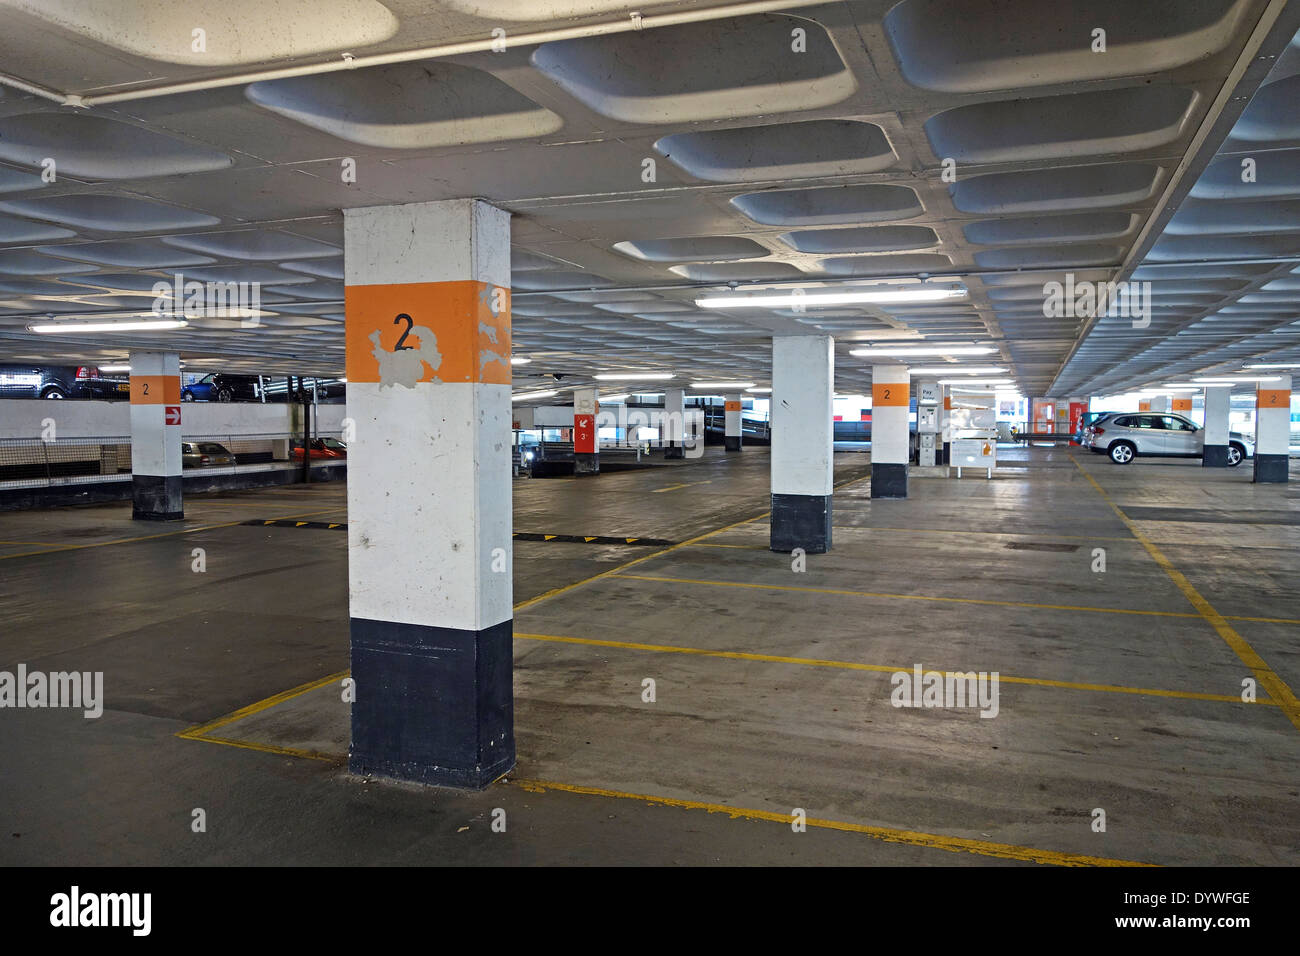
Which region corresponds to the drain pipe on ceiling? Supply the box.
[0,0,815,108]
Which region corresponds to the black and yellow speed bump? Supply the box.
[242,520,673,546]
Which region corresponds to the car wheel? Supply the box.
[217,387,233,402]
[41,387,66,399]
[1226,443,1244,467]
[182,390,195,402]
[1109,442,1135,465]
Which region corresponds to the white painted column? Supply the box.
[1254,375,1291,483]
[1149,394,1170,413]
[724,392,743,452]
[1201,386,1232,467]
[128,350,182,520]
[663,386,686,459]
[870,365,910,498]
[343,198,514,789]
[770,335,833,553]
[573,386,599,476]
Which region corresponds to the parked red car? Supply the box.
[290,438,347,461]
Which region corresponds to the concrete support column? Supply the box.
[128,350,182,521]
[1254,375,1291,483]
[343,198,514,789]
[1201,387,1231,467]
[870,365,910,499]
[574,387,599,476]
[724,392,743,452]
[770,335,832,553]
[1149,394,1170,414]
[663,387,685,459]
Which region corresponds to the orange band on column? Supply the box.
[130,376,180,404]
[1171,398,1192,412]
[873,382,909,407]
[1257,389,1289,408]
[724,400,741,412]
[345,279,511,386]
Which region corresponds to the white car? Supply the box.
[1085,413,1254,466]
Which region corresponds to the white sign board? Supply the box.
[919,382,939,405]
[952,438,996,477]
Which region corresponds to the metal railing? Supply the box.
[0,431,344,490]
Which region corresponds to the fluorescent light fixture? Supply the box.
[850,345,995,358]
[746,387,772,393]
[696,288,965,309]
[939,378,1012,386]
[691,381,754,389]
[1193,376,1282,384]
[30,319,188,333]
[1243,363,1300,369]
[1139,386,1199,392]
[598,393,629,403]
[511,357,531,365]
[98,364,131,373]
[594,371,674,381]
[511,389,558,402]
[907,366,1004,375]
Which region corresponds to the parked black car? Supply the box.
[181,373,262,402]
[0,364,129,400]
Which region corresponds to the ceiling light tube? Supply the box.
[690,381,755,389]
[30,320,188,333]
[696,288,964,309]
[594,372,674,381]
[906,366,1004,375]
[850,345,994,357]
[511,389,558,402]
[511,357,532,365]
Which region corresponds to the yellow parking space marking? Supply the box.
[509,779,1156,867]
[611,572,1215,622]
[177,669,349,741]
[1070,454,1300,734]
[651,482,690,493]
[515,632,1272,707]
[0,507,348,561]
[179,734,340,762]
[511,510,770,613]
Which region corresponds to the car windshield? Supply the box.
[196,443,228,454]
[321,438,346,450]
[201,374,216,384]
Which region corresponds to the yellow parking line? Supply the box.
[515,632,1269,706]
[511,510,770,613]
[177,670,349,740]
[1070,455,1300,733]
[611,572,1211,622]
[509,779,1156,867]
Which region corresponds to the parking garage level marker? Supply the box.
[1070,454,1300,732]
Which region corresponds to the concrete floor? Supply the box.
[1,446,1297,866]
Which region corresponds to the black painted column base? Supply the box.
[664,443,685,460]
[941,442,950,465]
[132,474,183,520]
[1253,453,1289,483]
[1201,444,1230,468]
[724,435,742,451]
[871,461,909,499]
[770,493,831,554]
[350,617,515,789]
[574,452,599,476]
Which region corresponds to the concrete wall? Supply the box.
[0,399,346,440]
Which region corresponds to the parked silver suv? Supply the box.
[1085,413,1254,466]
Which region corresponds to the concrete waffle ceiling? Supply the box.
[0,0,1295,400]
